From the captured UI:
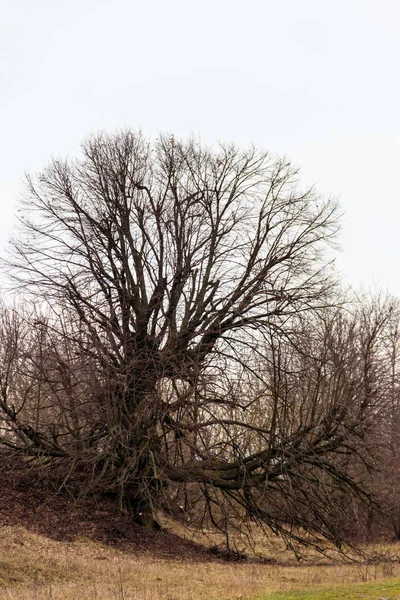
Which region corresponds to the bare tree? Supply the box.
[1,130,368,549]
[355,295,400,540]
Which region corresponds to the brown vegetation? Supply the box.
[0,522,400,600]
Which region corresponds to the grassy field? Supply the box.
[0,525,400,599]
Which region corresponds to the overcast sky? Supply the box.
[1,0,400,295]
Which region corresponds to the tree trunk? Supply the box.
[115,382,162,530]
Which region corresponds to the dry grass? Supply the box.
[1,526,400,600]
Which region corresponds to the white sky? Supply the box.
[1,0,400,294]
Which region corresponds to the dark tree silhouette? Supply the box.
[1,130,374,550]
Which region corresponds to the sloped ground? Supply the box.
[0,469,213,562]
[1,471,400,599]
[0,525,400,600]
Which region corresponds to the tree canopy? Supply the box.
[0,131,383,553]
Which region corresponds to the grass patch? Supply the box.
[257,579,400,599]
